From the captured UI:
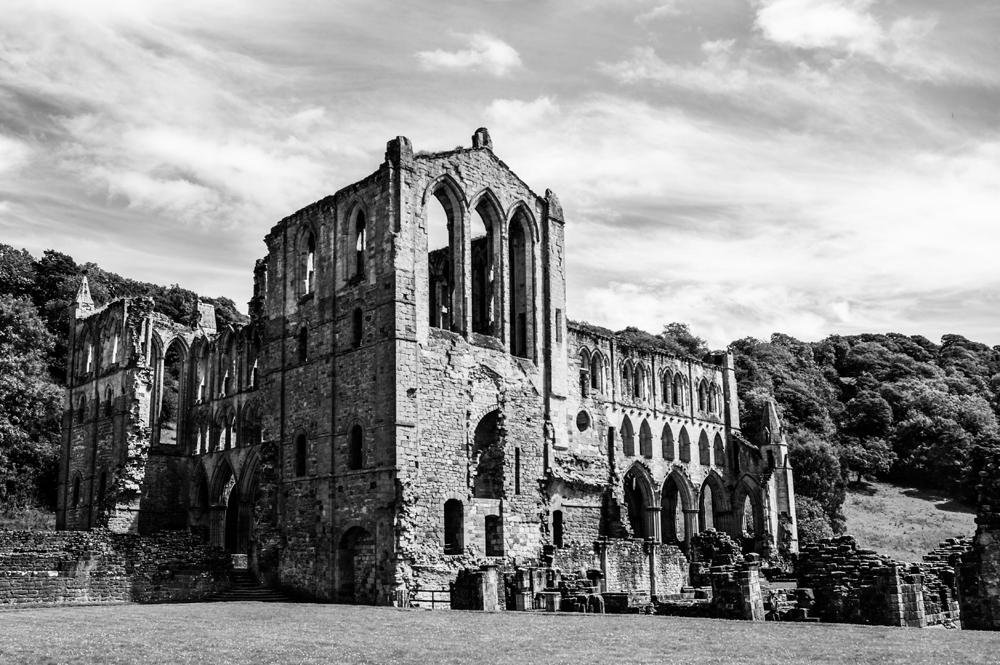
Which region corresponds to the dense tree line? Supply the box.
[730,331,1000,541]
[0,244,247,513]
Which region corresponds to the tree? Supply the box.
[658,322,709,359]
[787,433,846,533]
[0,296,62,510]
[840,436,896,483]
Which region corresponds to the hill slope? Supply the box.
[840,480,976,562]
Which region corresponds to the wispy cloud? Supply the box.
[415,32,522,77]
[635,2,683,25]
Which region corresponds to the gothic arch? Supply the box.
[733,475,766,553]
[505,200,540,242]
[622,462,655,539]
[209,458,237,506]
[661,468,696,546]
[699,471,731,533]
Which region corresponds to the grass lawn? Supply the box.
[0,602,995,665]
[841,480,976,562]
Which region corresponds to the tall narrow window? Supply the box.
[590,353,603,392]
[427,186,459,332]
[76,395,86,424]
[355,211,366,276]
[104,386,113,418]
[673,375,684,408]
[470,200,497,336]
[294,433,307,477]
[352,308,363,348]
[621,416,635,457]
[298,328,308,363]
[515,448,521,495]
[349,425,363,470]
[508,210,533,359]
[304,233,316,295]
[555,309,563,343]
[679,427,691,462]
[639,419,652,458]
[72,474,81,508]
[552,510,564,548]
[444,499,464,554]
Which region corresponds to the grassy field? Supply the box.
[0,602,995,665]
[841,480,976,562]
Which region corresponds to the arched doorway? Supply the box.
[337,526,375,604]
[472,410,502,499]
[622,465,653,540]
[661,471,693,548]
[733,478,765,554]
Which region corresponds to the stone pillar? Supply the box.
[644,506,661,543]
[645,540,658,598]
[595,538,609,593]
[683,509,700,551]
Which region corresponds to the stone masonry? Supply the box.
[56,128,797,604]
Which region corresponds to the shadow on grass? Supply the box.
[899,487,976,514]
[847,480,879,496]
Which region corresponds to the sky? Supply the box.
[1,0,998,349]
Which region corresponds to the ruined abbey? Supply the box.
[57,128,798,604]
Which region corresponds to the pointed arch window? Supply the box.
[508,209,535,359]
[590,353,604,392]
[354,210,367,276]
[673,374,684,408]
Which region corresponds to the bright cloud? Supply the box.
[415,32,522,77]
[754,0,884,54]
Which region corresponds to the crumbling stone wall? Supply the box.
[959,459,1000,630]
[0,529,231,606]
[798,536,944,627]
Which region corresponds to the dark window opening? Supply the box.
[576,410,591,432]
[294,434,307,477]
[485,515,503,557]
[72,475,81,509]
[297,328,308,363]
[552,510,564,548]
[355,211,366,276]
[444,499,464,554]
[349,425,363,470]
[76,395,86,424]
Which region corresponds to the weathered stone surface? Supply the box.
[55,128,797,607]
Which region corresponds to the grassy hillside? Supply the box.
[840,480,976,562]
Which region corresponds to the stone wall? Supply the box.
[959,459,1000,630]
[797,535,961,627]
[0,529,232,606]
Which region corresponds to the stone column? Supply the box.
[644,506,661,543]
[683,509,700,551]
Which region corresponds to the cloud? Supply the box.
[415,32,521,76]
[484,97,559,130]
[0,135,32,175]
[635,2,682,25]
[754,0,884,54]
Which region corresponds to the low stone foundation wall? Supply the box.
[798,535,961,627]
[0,529,232,606]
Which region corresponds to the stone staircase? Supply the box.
[210,570,293,603]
